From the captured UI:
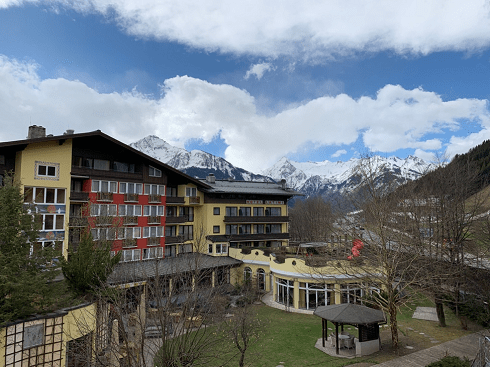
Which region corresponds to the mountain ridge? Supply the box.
[130,135,433,200]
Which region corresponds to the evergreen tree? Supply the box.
[61,231,120,297]
[0,174,60,324]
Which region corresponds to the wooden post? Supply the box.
[322,319,325,347]
[335,322,339,355]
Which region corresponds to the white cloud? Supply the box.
[5,0,490,60]
[331,149,347,158]
[413,149,437,163]
[1,56,489,172]
[244,63,274,80]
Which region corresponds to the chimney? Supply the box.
[280,179,287,189]
[206,173,216,184]
[64,129,75,135]
[27,125,46,139]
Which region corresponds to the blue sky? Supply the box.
[1,1,490,172]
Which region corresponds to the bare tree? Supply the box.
[289,196,335,242]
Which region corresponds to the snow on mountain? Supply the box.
[131,135,432,201]
[262,155,432,197]
[130,135,271,181]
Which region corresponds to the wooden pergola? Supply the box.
[314,303,386,355]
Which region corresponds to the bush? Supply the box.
[426,356,470,367]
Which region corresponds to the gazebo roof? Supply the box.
[314,303,385,325]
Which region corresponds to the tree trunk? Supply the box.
[435,297,446,327]
[389,304,399,349]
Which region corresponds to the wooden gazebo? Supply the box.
[314,303,386,356]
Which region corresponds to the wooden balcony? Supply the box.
[95,216,114,226]
[188,196,201,205]
[165,236,180,244]
[97,192,113,202]
[122,238,137,248]
[147,237,161,246]
[165,215,188,224]
[210,233,290,242]
[68,216,89,227]
[224,216,289,223]
[69,191,89,202]
[124,193,139,202]
[147,216,162,225]
[166,196,185,204]
[123,216,138,225]
[148,194,162,203]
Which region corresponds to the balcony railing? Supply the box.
[224,216,289,223]
[124,193,139,202]
[97,192,113,202]
[69,191,89,202]
[147,237,161,246]
[188,196,201,205]
[68,216,89,227]
[147,216,162,225]
[95,216,114,226]
[165,236,180,244]
[123,216,138,225]
[215,233,290,242]
[147,194,161,203]
[122,238,137,248]
[165,215,188,224]
[166,196,185,204]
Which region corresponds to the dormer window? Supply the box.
[149,166,162,177]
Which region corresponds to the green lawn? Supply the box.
[211,293,481,367]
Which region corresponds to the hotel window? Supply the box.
[253,224,265,234]
[118,205,142,216]
[239,224,251,234]
[179,225,193,240]
[36,214,64,231]
[24,187,65,204]
[91,227,116,241]
[208,244,213,254]
[266,207,281,216]
[213,207,220,215]
[253,207,264,216]
[114,161,135,173]
[213,225,220,233]
[167,187,178,197]
[225,224,238,235]
[266,224,281,233]
[90,204,117,216]
[120,182,143,194]
[225,207,237,216]
[144,184,165,195]
[166,226,177,237]
[117,227,141,240]
[93,159,110,171]
[35,161,59,180]
[216,244,227,254]
[122,249,141,262]
[144,205,165,216]
[143,246,163,260]
[185,187,197,197]
[143,226,164,238]
[239,207,251,216]
[92,180,117,193]
[149,166,162,177]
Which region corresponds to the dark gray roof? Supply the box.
[107,253,241,284]
[198,179,301,197]
[313,303,386,325]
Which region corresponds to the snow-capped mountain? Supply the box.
[131,135,432,201]
[262,155,432,198]
[130,136,271,181]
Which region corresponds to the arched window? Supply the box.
[243,267,252,284]
[257,268,266,290]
